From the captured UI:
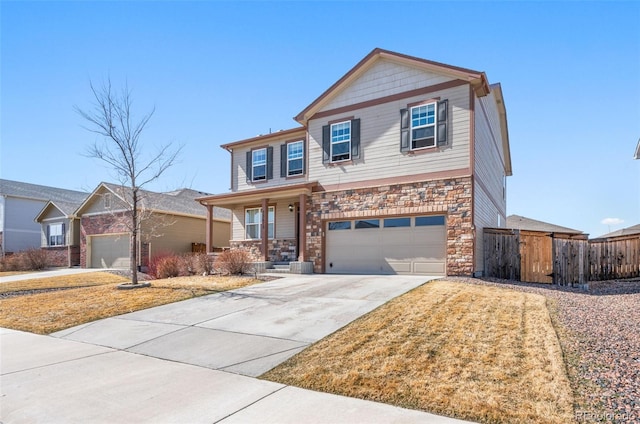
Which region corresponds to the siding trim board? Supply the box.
[310,79,469,122]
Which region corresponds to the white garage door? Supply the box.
[326,215,446,275]
[89,234,130,269]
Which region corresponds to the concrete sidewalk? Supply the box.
[1,274,472,423]
[0,267,109,283]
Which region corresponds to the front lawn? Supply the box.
[261,280,575,424]
[0,273,260,334]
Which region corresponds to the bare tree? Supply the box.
[75,79,182,284]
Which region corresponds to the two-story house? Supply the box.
[198,48,512,276]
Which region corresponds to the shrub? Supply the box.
[155,255,182,279]
[23,248,50,270]
[0,249,49,272]
[147,252,175,279]
[193,252,215,275]
[215,249,253,275]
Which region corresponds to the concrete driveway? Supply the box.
[1,274,472,423]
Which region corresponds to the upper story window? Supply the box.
[252,148,267,181]
[331,121,351,162]
[322,118,360,164]
[411,103,436,149]
[246,146,273,183]
[245,206,274,239]
[400,99,448,152]
[287,140,304,176]
[48,223,65,246]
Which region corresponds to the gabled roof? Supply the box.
[295,48,490,125]
[594,224,640,239]
[491,83,513,177]
[75,182,230,220]
[506,215,584,235]
[0,179,88,203]
[221,127,306,151]
[35,199,86,222]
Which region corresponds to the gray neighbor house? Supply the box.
[0,179,88,262]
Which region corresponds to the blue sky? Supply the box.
[2,1,639,237]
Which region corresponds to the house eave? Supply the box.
[197,181,318,208]
[220,127,307,151]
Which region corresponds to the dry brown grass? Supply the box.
[0,272,128,293]
[0,275,259,335]
[0,271,33,277]
[262,280,575,424]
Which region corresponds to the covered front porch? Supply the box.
[197,182,317,273]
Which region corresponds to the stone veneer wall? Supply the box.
[306,177,474,275]
[230,238,297,263]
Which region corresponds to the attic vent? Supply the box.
[104,193,111,209]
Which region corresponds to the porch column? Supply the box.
[298,193,306,261]
[261,198,268,261]
[205,205,213,253]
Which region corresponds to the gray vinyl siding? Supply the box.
[473,91,508,273]
[308,84,471,186]
[40,218,76,247]
[82,188,129,215]
[232,135,307,192]
[322,58,454,111]
[145,215,206,258]
[2,197,46,252]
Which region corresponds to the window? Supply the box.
[400,99,447,152]
[322,119,360,164]
[411,104,436,149]
[252,148,267,181]
[245,206,274,239]
[415,216,445,226]
[287,141,304,176]
[384,217,411,228]
[331,121,351,162]
[355,219,380,229]
[246,147,273,183]
[48,223,64,246]
[328,221,351,230]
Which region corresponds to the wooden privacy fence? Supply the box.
[589,235,640,281]
[483,228,618,286]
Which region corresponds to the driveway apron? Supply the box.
[51,274,432,377]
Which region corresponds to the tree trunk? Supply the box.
[131,190,139,285]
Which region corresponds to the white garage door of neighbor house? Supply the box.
[325,215,446,275]
[90,234,130,269]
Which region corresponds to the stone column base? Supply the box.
[252,261,273,273]
[289,261,314,274]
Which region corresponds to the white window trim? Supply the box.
[48,222,64,246]
[287,140,304,176]
[252,148,267,182]
[410,102,437,150]
[245,206,275,240]
[330,121,351,162]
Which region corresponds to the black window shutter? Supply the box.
[400,108,410,152]
[62,222,66,245]
[322,125,330,163]
[350,118,360,159]
[46,225,50,246]
[246,151,252,182]
[302,139,307,174]
[437,99,448,147]
[280,144,287,177]
[266,146,273,180]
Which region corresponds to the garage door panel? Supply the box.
[90,235,130,269]
[326,216,446,276]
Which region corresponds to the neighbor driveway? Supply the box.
[1,274,473,423]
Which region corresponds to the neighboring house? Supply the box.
[0,179,88,256]
[198,48,512,276]
[35,199,86,267]
[593,224,640,240]
[76,182,230,269]
[506,214,585,235]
